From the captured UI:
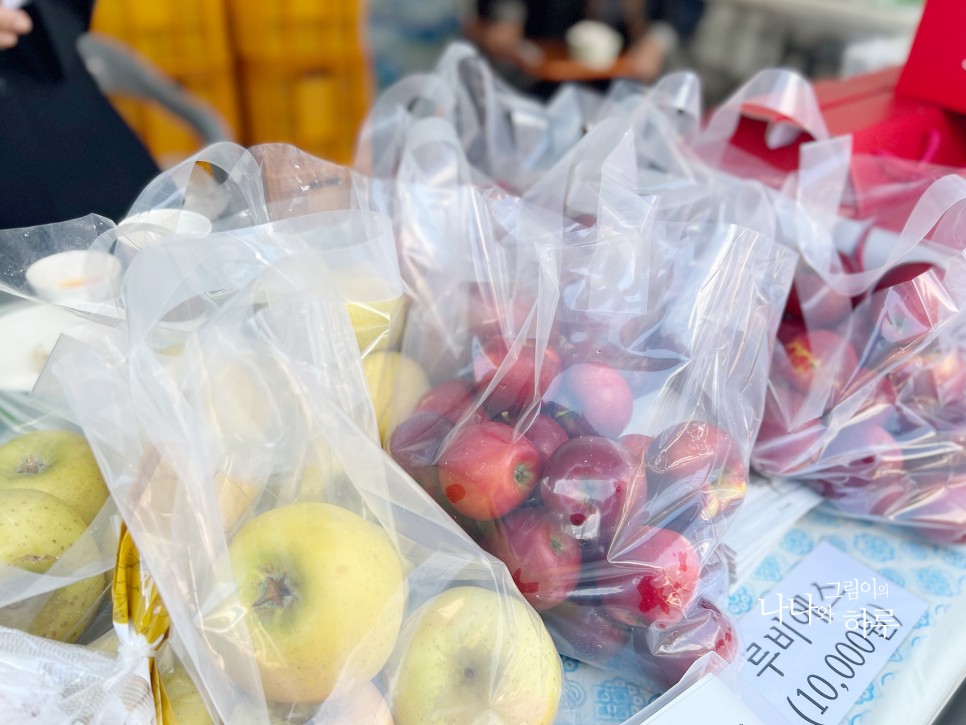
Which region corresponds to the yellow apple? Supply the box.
[0,488,108,643]
[216,501,406,703]
[385,585,562,725]
[362,351,430,445]
[0,428,108,525]
[314,679,395,725]
[348,295,407,356]
[161,660,215,725]
[136,448,260,532]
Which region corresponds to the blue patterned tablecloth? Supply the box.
[557,506,966,724]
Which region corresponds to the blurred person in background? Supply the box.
[466,0,706,87]
[0,1,158,230]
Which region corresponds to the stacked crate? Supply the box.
[227,0,372,165]
[91,0,241,167]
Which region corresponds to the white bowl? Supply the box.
[566,20,623,70]
[26,250,122,305]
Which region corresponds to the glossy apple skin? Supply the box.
[779,329,859,396]
[483,507,582,611]
[543,362,633,440]
[473,337,562,417]
[540,436,645,549]
[388,412,454,498]
[596,525,701,629]
[631,597,737,688]
[645,421,745,494]
[437,421,543,520]
[415,378,485,425]
[816,422,904,493]
[523,414,570,464]
[542,599,632,666]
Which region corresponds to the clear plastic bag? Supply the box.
[382,112,797,690]
[47,213,565,724]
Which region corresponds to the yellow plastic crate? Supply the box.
[91,0,233,75]
[110,70,241,169]
[227,0,362,63]
[237,59,371,165]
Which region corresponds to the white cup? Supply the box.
[26,250,122,305]
[116,209,212,262]
[566,20,624,70]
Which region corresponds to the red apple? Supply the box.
[646,422,745,493]
[415,378,485,424]
[541,436,645,548]
[779,328,859,395]
[483,507,582,610]
[817,422,904,492]
[466,286,549,342]
[544,362,634,439]
[472,336,562,417]
[618,434,654,467]
[868,266,951,347]
[784,265,853,328]
[597,525,701,629]
[543,600,632,666]
[523,414,570,463]
[874,262,941,293]
[388,412,454,499]
[437,421,543,520]
[632,597,738,687]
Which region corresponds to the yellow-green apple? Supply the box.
[136,448,260,532]
[347,294,407,356]
[313,679,394,725]
[482,507,582,611]
[437,421,543,520]
[384,585,562,725]
[0,428,108,525]
[363,350,430,445]
[598,525,701,629]
[0,488,107,643]
[544,362,633,439]
[472,337,562,417]
[161,660,215,725]
[540,436,644,550]
[216,501,406,703]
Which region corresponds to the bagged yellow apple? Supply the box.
[48,223,564,724]
[0,404,116,647]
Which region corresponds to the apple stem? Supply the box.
[16,455,45,475]
[253,573,296,610]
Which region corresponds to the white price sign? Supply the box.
[739,541,927,724]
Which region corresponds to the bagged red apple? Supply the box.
[46,211,565,724]
[382,115,796,689]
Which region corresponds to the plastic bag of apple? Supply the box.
[45,220,567,725]
[0,394,117,650]
[753,172,966,544]
[382,116,797,689]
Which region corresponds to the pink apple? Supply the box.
[645,421,746,497]
[472,336,562,417]
[388,412,453,499]
[597,526,701,629]
[778,328,859,396]
[437,421,543,520]
[618,434,654,468]
[523,414,570,463]
[817,422,904,492]
[541,436,645,548]
[543,362,634,439]
[483,507,582,611]
[543,600,632,666]
[632,597,737,687]
[415,378,485,425]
